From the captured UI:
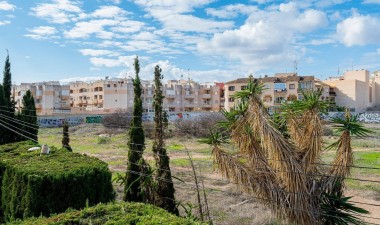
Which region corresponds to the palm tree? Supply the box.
[209,76,369,225]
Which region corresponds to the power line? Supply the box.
[0,114,39,129]
[0,122,38,143]
[0,118,38,140]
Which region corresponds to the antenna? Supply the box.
[338,67,340,76]
[293,60,298,75]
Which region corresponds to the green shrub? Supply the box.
[8,202,204,225]
[97,136,111,144]
[0,141,115,222]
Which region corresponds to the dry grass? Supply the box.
[38,123,380,225]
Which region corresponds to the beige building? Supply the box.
[224,73,334,113]
[12,82,71,115]
[164,79,223,112]
[324,70,371,112]
[69,77,224,114]
[70,78,134,114]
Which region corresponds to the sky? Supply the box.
[0,0,380,84]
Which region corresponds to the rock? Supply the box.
[40,144,50,154]
[28,147,41,151]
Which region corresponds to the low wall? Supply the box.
[37,112,222,127]
[327,112,380,123]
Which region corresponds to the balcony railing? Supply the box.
[202,94,211,99]
[166,94,176,99]
[184,94,195,99]
[274,89,287,93]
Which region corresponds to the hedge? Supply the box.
[8,202,204,225]
[0,141,115,222]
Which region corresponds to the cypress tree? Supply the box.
[62,121,72,152]
[0,84,5,144]
[152,65,179,215]
[124,56,145,202]
[1,52,16,144]
[21,90,38,142]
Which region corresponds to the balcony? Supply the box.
[202,94,211,99]
[274,89,287,94]
[203,86,211,91]
[60,95,70,100]
[166,103,177,108]
[184,103,195,108]
[329,91,337,96]
[203,103,212,108]
[184,94,195,99]
[166,94,176,99]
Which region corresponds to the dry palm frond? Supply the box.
[245,98,317,224]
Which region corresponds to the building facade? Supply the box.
[12,82,71,116]
[224,73,334,112]
[324,70,371,112]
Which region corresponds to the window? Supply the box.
[228,97,234,102]
[289,84,295,89]
[99,95,103,99]
[228,86,235,91]
[107,84,110,88]
[241,85,248,90]
[115,90,117,92]
[114,84,117,87]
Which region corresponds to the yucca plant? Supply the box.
[209,77,369,225]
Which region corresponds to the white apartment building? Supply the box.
[12,82,71,116]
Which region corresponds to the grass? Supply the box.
[9,202,205,225]
[37,124,380,225]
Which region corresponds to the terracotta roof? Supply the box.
[225,75,315,84]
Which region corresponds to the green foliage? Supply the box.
[97,136,111,144]
[1,52,16,144]
[321,184,369,225]
[62,121,72,151]
[152,65,178,215]
[0,141,115,222]
[8,202,204,225]
[125,56,146,202]
[20,90,38,142]
[233,75,266,100]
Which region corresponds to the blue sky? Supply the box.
[0,0,380,84]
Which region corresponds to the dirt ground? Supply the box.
[39,124,380,225]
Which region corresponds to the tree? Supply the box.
[124,56,146,202]
[209,77,369,225]
[0,84,5,144]
[20,90,38,142]
[0,51,16,144]
[152,65,178,215]
[62,121,72,152]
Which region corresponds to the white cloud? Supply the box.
[111,20,145,34]
[159,14,233,33]
[198,2,328,68]
[0,1,14,10]
[91,5,130,18]
[59,76,107,84]
[64,19,119,39]
[337,15,380,46]
[31,0,82,24]
[206,4,258,18]
[25,26,57,39]
[0,20,10,25]
[310,38,336,45]
[79,49,120,57]
[134,0,232,33]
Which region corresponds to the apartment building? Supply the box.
[69,78,134,114]
[68,78,224,114]
[324,70,371,112]
[224,73,334,112]
[12,82,71,115]
[164,79,223,112]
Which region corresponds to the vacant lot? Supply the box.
[39,123,380,225]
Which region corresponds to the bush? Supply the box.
[102,108,132,128]
[0,141,115,222]
[174,113,226,138]
[9,202,204,225]
[97,135,111,144]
